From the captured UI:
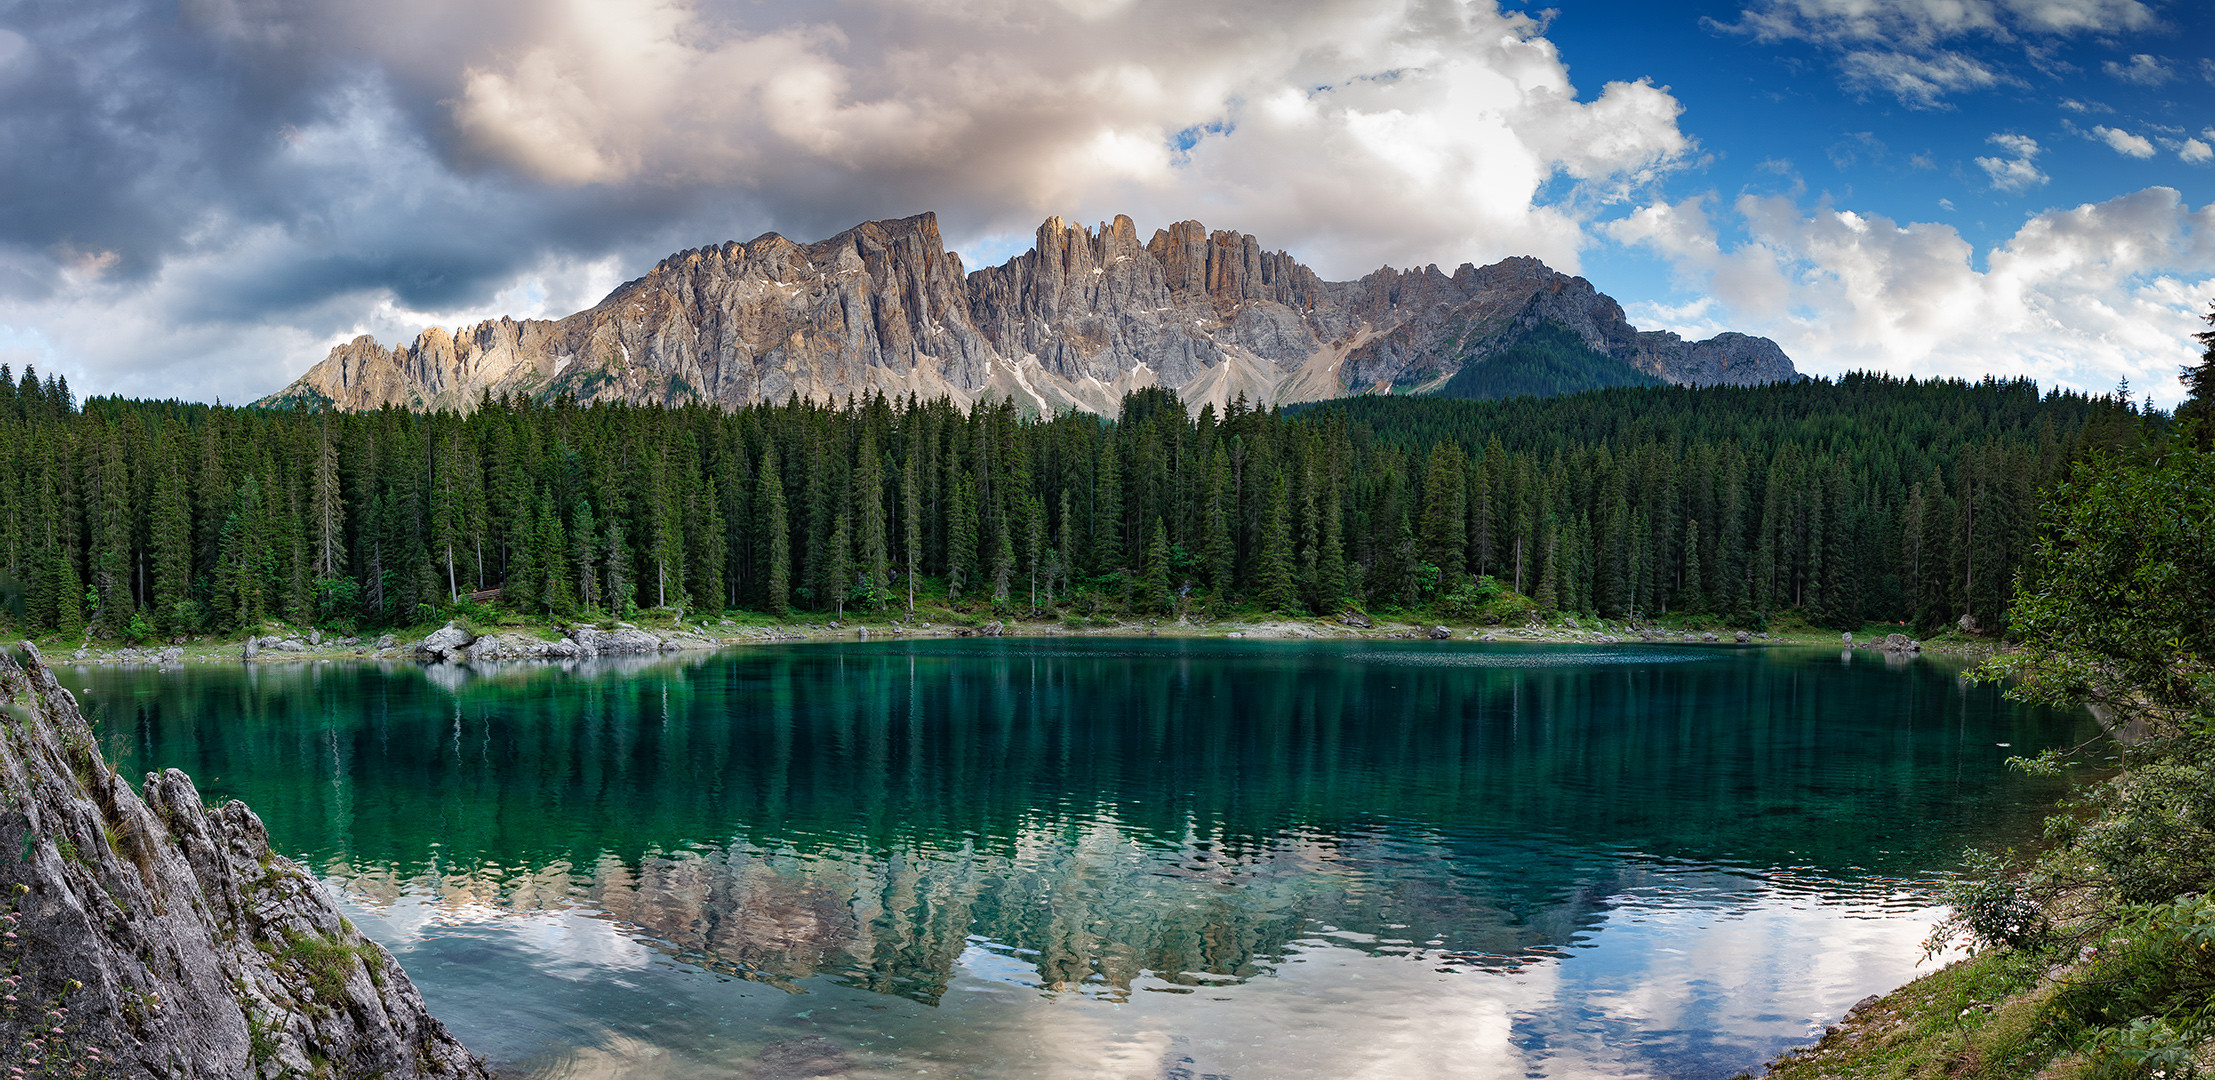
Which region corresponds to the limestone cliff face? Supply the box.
[261,212,1795,416]
[0,645,489,1080]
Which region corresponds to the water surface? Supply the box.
[67,640,2091,1079]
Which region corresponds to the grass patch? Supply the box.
[280,930,373,1001]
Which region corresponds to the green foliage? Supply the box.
[0,370,2138,635]
[280,930,366,1002]
[1432,323,1663,401]
[1933,848,2050,953]
[1979,447,2215,729]
[1929,402,2215,1075]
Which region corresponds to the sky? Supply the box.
[0,0,2209,406]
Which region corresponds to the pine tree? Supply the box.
[1256,472,1297,611]
[989,497,1014,608]
[1314,473,1347,611]
[758,445,789,616]
[573,500,600,612]
[901,438,922,612]
[220,476,269,630]
[1139,516,1172,614]
[824,508,853,619]
[1203,446,1234,593]
[1680,518,1704,613]
[948,474,978,603]
[89,424,132,635]
[855,430,889,608]
[2182,302,2215,448]
[1533,515,1559,615]
[1419,441,1467,587]
[532,488,572,616]
[1091,438,1122,575]
[757,444,792,615]
[53,552,84,641]
[313,420,346,581]
[150,436,193,634]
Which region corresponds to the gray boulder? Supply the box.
[566,626,663,656]
[1429,625,1452,640]
[467,633,582,660]
[414,621,476,661]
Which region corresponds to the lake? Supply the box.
[62,639,2092,1080]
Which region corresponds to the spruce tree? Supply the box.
[758,447,790,617]
[901,439,922,612]
[855,430,889,608]
[1314,474,1347,611]
[824,509,853,619]
[573,500,600,612]
[150,438,193,634]
[535,488,572,616]
[1419,441,1467,587]
[948,474,978,603]
[1203,446,1234,594]
[1256,472,1297,611]
[1091,439,1122,575]
[1139,516,1172,614]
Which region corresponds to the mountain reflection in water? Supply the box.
[69,640,2092,1079]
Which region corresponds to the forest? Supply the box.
[0,365,2155,641]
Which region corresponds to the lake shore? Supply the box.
[31,605,2003,668]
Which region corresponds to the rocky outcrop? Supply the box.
[261,212,1797,417]
[408,622,714,661]
[0,644,489,1080]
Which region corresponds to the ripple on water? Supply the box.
[1345,647,1713,668]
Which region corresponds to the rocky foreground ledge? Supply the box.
[0,643,490,1079]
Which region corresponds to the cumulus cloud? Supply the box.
[1711,0,2156,107]
[1975,133,2048,193]
[0,0,1698,401]
[1609,186,2215,403]
[2092,125,2157,157]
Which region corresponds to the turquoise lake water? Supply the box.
[63,639,2094,1079]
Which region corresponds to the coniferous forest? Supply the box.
[0,365,2156,642]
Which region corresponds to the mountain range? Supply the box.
[259,211,1796,415]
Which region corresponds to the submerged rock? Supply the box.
[0,643,490,1079]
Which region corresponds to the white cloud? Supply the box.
[2092,124,2157,158]
[1975,132,2048,193]
[2058,97,2111,113]
[1712,0,2155,106]
[434,0,1691,279]
[1837,49,2016,108]
[1715,0,2154,47]
[5,0,1700,401]
[1611,187,2215,404]
[2102,53,2171,85]
[2177,139,2211,165]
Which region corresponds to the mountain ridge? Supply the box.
[260,211,1796,415]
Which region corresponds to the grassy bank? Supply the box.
[13,584,1998,665]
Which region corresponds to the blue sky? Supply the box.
[0,0,2208,403]
[1535,0,2213,376]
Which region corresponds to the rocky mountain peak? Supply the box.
[259,212,1796,416]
